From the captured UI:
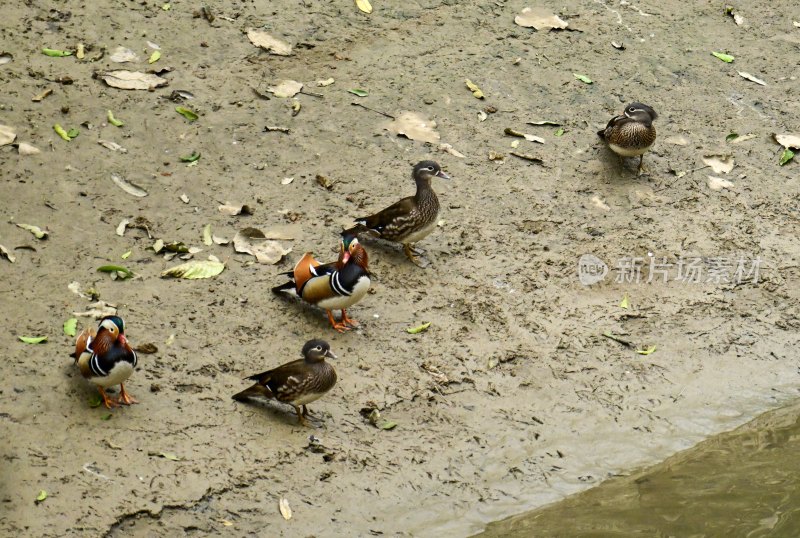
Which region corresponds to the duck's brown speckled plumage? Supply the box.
[232,339,338,426]
[598,102,658,174]
[346,160,450,266]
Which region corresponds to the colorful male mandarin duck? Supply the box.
[74,316,138,409]
[272,233,371,332]
[597,102,658,175]
[346,160,450,266]
[232,339,338,426]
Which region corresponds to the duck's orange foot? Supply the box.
[341,310,360,328]
[118,384,139,405]
[99,388,120,409]
[327,311,352,333]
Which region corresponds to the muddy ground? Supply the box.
[1,0,799,536]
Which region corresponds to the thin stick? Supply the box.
[350,102,394,119]
[299,89,324,98]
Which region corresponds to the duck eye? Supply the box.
[628,107,636,112]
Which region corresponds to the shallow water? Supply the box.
[478,401,800,538]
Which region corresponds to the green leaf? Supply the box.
[176,106,198,121]
[101,413,112,420]
[63,318,78,337]
[380,421,398,430]
[107,110,124,127]
[725,132,739,142]
[573,73,593,84]
[712,51,735,63]
[162,2,171,10]
[635,345,657,355]
[619,295,630,309]
[42,48,72,57]
[159,452,181,461]
[148,50,161,64]
[406,321,431,334]
[554,128,565,137]
[347,88,369,97]
[88,394,103,408]
[35,490,47,503]
[180,151,201,162]
[98,265,134,279]
[161,260,225,279]
[121,250,132,260]
[779,148,795,166]
[19,336,48,344]
[202,224,213,246]
[66,128,79,139]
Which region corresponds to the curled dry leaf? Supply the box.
[111,174,148,197]
[664,135,689,146]
[279,498,292,520]
[213,235,230,245]
[247,29,292,56]
[97,71,169,90]
[702,155,734,174]
[774,134,800,149]
[316,78,335,87]
[73,301,118,319]
[438,143,466,158]
[203,224,213,245]
[514,7,568,30]
[355,0,372,14]
[161,259,225,279]
[218,203,253,216]
[384,111,440,144]
[737,71,766,86]
[0,124,16,146]
[268,80,303,98]
[98,140,128,153]
[465,79,485,99]
[116,219,129,237]
[180,194,190,204]
[233,228,291,264]
[591,196,610,211]
[0,52,12,65]
[504,127,545,144]
[18,142,41,155]
[708,176,734,191]
[316,174,334,189]
[16,223,48,239]
[0,244,15,263]
[109,47,139,63]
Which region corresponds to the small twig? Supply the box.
[510,151,544,164]
[299,89,323,98]
[350,102,394,119]
[602,331,634,347]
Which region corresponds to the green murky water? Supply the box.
[478,401,800,538]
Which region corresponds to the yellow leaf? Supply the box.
[465,79,485,99]
[279,497,292,520]
[619,295,630,309]
[635,345,657,355]
[355,0,373,14]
